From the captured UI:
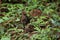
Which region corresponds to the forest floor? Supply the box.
[0,0,60,40]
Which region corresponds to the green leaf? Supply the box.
[15,18,20,21]
[1,36,10,40]
[0,19,4,23]
[2,17,10,21]
[0,27,4,34]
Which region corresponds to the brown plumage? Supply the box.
[29,9,42,17]
[20,11,31,26]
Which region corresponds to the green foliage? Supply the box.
[1,35,10,40]
[0,0,60,40]
[0,19,4,23]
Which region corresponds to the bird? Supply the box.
[20,11,31,28]
[29,9,42,17]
